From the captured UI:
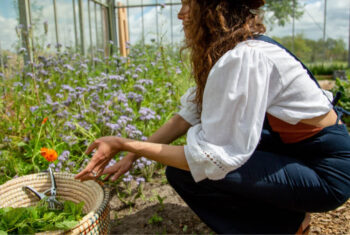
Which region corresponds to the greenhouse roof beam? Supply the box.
[114,2,181,8]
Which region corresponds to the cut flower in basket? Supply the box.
[40,147,58,162]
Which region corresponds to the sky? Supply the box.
[0,0,349,51]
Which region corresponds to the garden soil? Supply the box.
[108,174,350,234]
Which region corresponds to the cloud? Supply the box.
[268,0,349,47]
[128,4,183,44]
[0,15,18,50]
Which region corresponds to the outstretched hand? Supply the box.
[75,136,123,181]
[102,154,135,181]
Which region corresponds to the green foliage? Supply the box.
[264,0,304,27]
[309,64,347,76]
[332,78,350,127]
[272,34,348,63]
[148,213,163,225]
[156,195,166,211]
[0,200,84,234]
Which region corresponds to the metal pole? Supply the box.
[292,0,295,53]
[18,0,32,64]
[27,1,35,59]
[323,0,327,41]
[170,0,173,46]
[108,0,117,53]
[78,0,85,54]
[53,0,60,51]
[72,0,79,51]
[88,0,94,58]
[141,0,144,46]
[94,3,99,49]
[101,6,106,52]
[156,0,159,44]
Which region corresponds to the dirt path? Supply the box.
[108,175,350,234]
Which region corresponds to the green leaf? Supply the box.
[0,230,7,235]
[3,207,26,227]
[17,224,35,235]
[55,220,78,230]
[17,142,27,147]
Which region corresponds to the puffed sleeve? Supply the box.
[177,87,201,126]
[184,43,280,182]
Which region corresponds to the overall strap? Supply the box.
[254,35,321,88]
[255,35,350,126]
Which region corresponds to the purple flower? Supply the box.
[117,115,132,126]
[80,63,88,70]
[175,67,182,74]
[137,79,153,86]
[30,106,39,113]
[106,122,121,131]
[40,70,48,76]
[18,47,26,53]
[63,64,75,71]
[139,107,158,121]
[133,84,146,93]
[135,67,143,73]
[125,124,143,138]
[64,121,76,130]
[3,136,11,143]
[58,150,70,161]
[109,74,125,81]
[61,85,75,92]
[136,177,145,185]
[13,82,23,87]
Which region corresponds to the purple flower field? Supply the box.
[0,44,191,185]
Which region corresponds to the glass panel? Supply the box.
[142,0,156,44]
[128,0,142,44]
[170,1,183,45]
[56,0,76,49]
[83,0,90,54]
[87,0,96,53]
[96,4,104,51]
[30,0,56,51]
[0,0,19,51]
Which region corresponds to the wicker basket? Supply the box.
[0,172,111,235]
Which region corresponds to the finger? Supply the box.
[111,170,125,182]
[76,172,95,181]
[75,156,103,180]
[75,167,91,180]
[103,173,113,181]
[85,141,99,155]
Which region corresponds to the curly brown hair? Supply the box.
[183,0,266,113]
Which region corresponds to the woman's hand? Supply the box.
[75,136,123,181]
[102,153,137,181]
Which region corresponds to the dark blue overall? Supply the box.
[166,36,350,234]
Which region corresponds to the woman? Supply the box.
[76,0,350,233]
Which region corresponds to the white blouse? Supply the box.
[178,39,333,182]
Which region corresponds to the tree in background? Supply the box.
[264,0,304,27]
[273,34,348,63]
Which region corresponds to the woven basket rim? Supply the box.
[0,172,111,235]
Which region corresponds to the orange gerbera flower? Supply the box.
[42,117,48,125]
[40,147,58,162]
